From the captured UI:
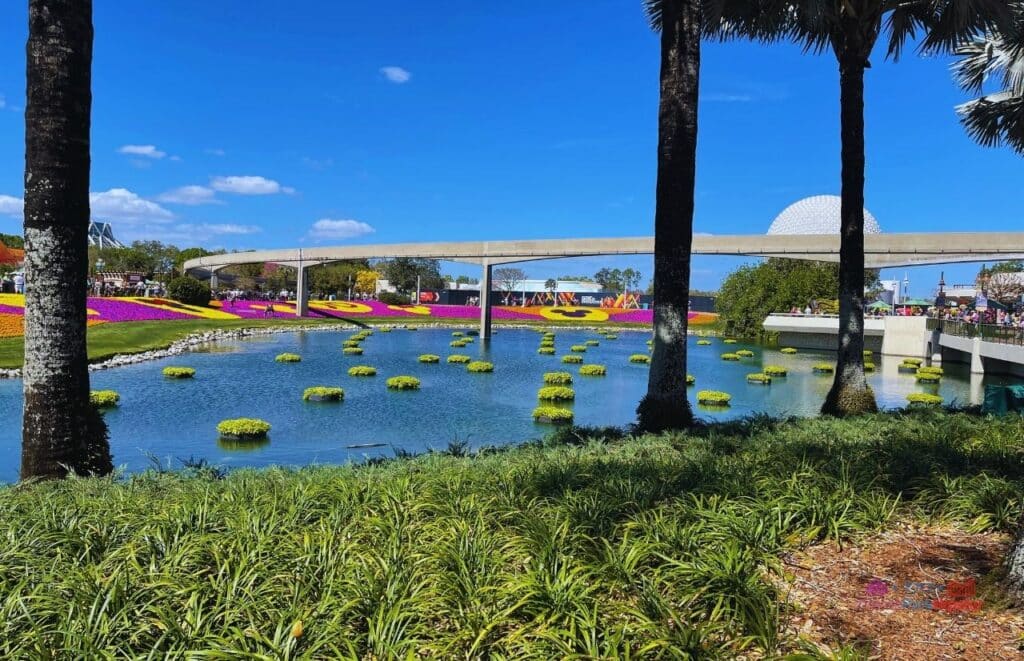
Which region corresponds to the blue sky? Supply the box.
[0,1,1021,294]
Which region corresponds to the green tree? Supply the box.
[380,258,444,293]
[715,0,1010,417]
[308,260,370,298]
[636,0,699,432]
[544,278,558,305]
[594,267,624,293]
[21,0,111,480]
[0,233,25,249]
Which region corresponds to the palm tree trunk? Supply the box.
[821,52,877,417]
[637,0,697,432]
[21,0,111,480]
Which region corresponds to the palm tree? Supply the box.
[708,1,1010,417]
[636,0,699,432]
[21,0,111,480]
[953,6,1024,154]
[544,278,558,305]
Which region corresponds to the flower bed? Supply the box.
[162,366,195,379]
[532,406,574,424]
[90,390,120,408]
[562,355,584,364]
[812,363,835,374]
[302,386,344,402]
[697,390,731,406]
[450,340,469,348]
[628,354,650,364]
[578,364,606,377]
[386,376,421,390]
[447,355,471,364]
[347,366,377,376]
[907,393,943,406]
[537,347,556,355]
[584,340,599,346]
[746,373,771,385]
[721,353,740,361]
[570,345,587,353]
[275,353,301,363]
[537,386,575,402]
[736,349,754,357]
[918,366,944,376]
[763,365,788,377]
[216,418,271,440]
[466,361,494,373]
[452,331,464,337]
[343,340,362,348]
[916,371,942,384]
[343,347,364,355]
[696,339,711,346]
[418,354,440,363]
[902,358,923,367]
[543,372,573,385]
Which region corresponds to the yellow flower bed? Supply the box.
[90,390,120,408]
[216,418,271,439]
[697,390,731,406]
[532,406,574,424]
[467,361,494,373]
[418,354,440,363]
[302,386,344,402]
[126,297,239,320]
[162,366,195,379]
[275,353,302,363]
[628,354,650,364]
[447,355,471,364]
[386,376,421,390]
[347,366,377,376]
[579,364,606,377]
[537,386,575,402]
[537,306,609,322]
[543,372,573,385]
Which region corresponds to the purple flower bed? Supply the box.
[87,297,195,322]
[0,304,23,315]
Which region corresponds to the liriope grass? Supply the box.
[0,411,1021,657]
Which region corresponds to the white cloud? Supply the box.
[205,148,226,156]
[0,194,23,218]
[193,223,261,235]
[117,144,167,159]
[89,188,174,223]
[380,66,411,84]
[308,218,375,241]
[210,175,294,195]
[157,185,220,205]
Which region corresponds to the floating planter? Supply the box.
[302,386,344,402]
[216,418,271,441]
[898,361,920,373]
[812,363,835,374]
[780,347,798,354]
[604,334,618,340]
[347,365,377,376]
[863,350,873,358]
[915,370,941,384]
[450,340,469,348]
[902,358,924,367]
[723,339,738,344]
[452,331,464,337]
[570,345,587,353]
[538,347,556,355]
[696,390,731,406]
[343,340,361,348]
[736,349,754,357]
[746,373,772,385]
[537,386,575,401]
[721,353,740,361]
[686,374,695,386]
[418,354,440,363]
[532,406,574,424]
[696,340,712,346]
[918,366,944,376]
[907,393,943,406]
[540,339,555,346]
[628,354,650,364]
[379,327,392,332]
[763,365,788,377]
[585,340,600,346]
[386,376,421,390]
[163,366,195,379]
[579,364,606,377]
[864,362,876,372]
[90,390,120,408]
[275,353,301,363]
[562,355,585,364]
[343,347,364,355]
[544,371,573,385]
[466,361,494,373]
[447,355,471,364]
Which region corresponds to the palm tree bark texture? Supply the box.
[21,0,111,480]
[637,0,697,432]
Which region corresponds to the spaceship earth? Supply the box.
[767,195,881,235]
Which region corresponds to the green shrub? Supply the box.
[686,374,695,385]
[466,361,494,373]
[543,371,573,385]
[696,339,712,345]
[763,365,788,377]
[162,366,195,379]
[736,349,754,357]
[377,291,409,305]
[585,340,599,346]
[90,390,120,408]
[166,276,211,306]
[864,362,876,372]
[907,393,943,406]
[386,376,421,390]
[446,355,471,364]
[812,363,835,373]
[216,418,271,439]
[452,331,464,337]
[723,339,738,344]
[780,347,797,354]
[275,353,301,363]
[537,347,555,355]
[347,365,377,376]
[915,371,941,383]
[918,366,944,376]
[450,340,469,348]
[578,364,606,377]
[863,350,873,357]
[562,355,584,364]
[532,406,574,424]
[628,354,649,364]
[902,358,924,367]
[898,361,920,373]
[746,373,771,385]
[302,386,344,402]
[604,334,618,340]
[721,353,740,361]
[696,390,731,406]
[343,340,361,348]
[343,347,364,355]
[570,345,587,353]
[537,386,575,401]
[418,354,440,363]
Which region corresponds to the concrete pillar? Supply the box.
[970,336,984,374]
[929,329,943,365]
[209,271,218,291]
[479,262,493,341]
[296,265,309,317]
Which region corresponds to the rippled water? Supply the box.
[0,328,1017,481]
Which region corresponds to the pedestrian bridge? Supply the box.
[183,231,1024,338]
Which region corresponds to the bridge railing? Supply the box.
[929,318,1024,346]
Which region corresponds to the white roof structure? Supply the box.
[88,221,125,249]
[768,195,881,235]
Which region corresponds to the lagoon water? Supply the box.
[0,327,1017,482]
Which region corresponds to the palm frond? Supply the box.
[957,92,1024,154]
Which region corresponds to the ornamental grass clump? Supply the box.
[746,373,772,385]
[570,345,587,353]
[736,349,754,358]
[531,405,574,424]
[578,364,606,377]
[347,365,377,376]
[763,365,788,377]
[907,393,943,406]
[275,353,301,363]
[780,347,797,354]
[386,376,421,390]
[543,371,573,385]
[721,353,740,361]
[812,363,835,374]
[343,347,364,355]
[89,390,120,408]
[446,355,471,364]
[466,361,494,373]
[302,386,344,402]
[418,354,440,363]
[537,347,555,355]
[162,366,195,379]
[697,390,731,406]
[628,354,650,364]
[562,355,584,364]
[537,386,575,402]
[216,418,271,440]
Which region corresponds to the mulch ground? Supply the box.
[781,526,1024,659]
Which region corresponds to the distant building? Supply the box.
[88,221,125,249]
